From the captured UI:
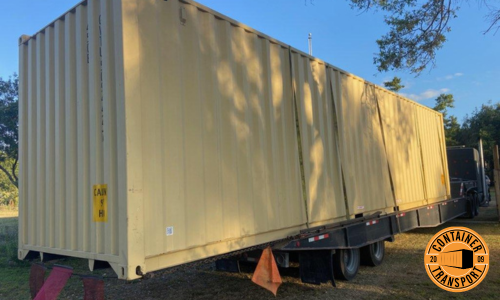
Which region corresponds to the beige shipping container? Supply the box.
[328,66,450,213]
[291,53,347,227]
[329,67,395,216]
[19,0,450,280]
[19,0,309,280]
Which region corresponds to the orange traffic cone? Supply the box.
[251,247,282,296]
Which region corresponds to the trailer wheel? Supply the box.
[467,191,479,218]
[360,241,385,266]
[474,193,480,216]
[332,248,360,281]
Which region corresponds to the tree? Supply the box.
[432,93,460,146]
[458,103,500,171]
[0,164,18,206]
[433,93,454,115]
[383,76,405,92]
[0,74,19,188]
[444,115,461,147]
[349,0,500,74]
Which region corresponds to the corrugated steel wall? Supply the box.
[122,0,306,259]
[416,108,449,203]
[329,68,394,215]
[291,54,346,225]
[328,66,449,212]
[18,0,125,260]
[377,91,427,209]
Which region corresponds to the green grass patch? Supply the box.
[0,213,115,299]
[0,210,31,300]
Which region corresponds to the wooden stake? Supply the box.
[492,145,500,222]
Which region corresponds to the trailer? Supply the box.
[18,0,474,288]
[215,197,470,285]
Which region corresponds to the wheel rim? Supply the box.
[372,242,383,260]
[344,249,356,272]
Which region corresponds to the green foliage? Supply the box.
[431,93,460,146]
[0,160,18,206]
[0,74,18,189]
[430,99,500,170]
[349,1,500,74]
[383,76,405,92]
[458,103,500,170]
[445,115,460,147]
[432,93,454,116]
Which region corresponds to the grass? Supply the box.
[0,203,499,299]
[480,189,500,222]
[0,208,112,300]
[0,208,31,300]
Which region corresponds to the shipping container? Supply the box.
[328,66,449,213]
[19,0,452,281]
[441,249,474,269]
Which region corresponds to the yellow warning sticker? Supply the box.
[93,184,108,222]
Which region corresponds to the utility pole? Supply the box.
[308,33,313,56]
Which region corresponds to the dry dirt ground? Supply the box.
[1,200,499,300]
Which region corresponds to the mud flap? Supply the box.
[299,250,336,286]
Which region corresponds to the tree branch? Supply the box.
[12,158,18,182]
[484,6,500,34]
[0,164,18,188]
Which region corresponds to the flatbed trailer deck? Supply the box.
[216,196,471,285]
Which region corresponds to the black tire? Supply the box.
[475,194,480,215]
[332,248,360,281]
[360,241,385,267]
[467,192,478,218]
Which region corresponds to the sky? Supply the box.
[0,0,498,123]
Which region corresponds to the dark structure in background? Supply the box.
[447,147,490,211]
